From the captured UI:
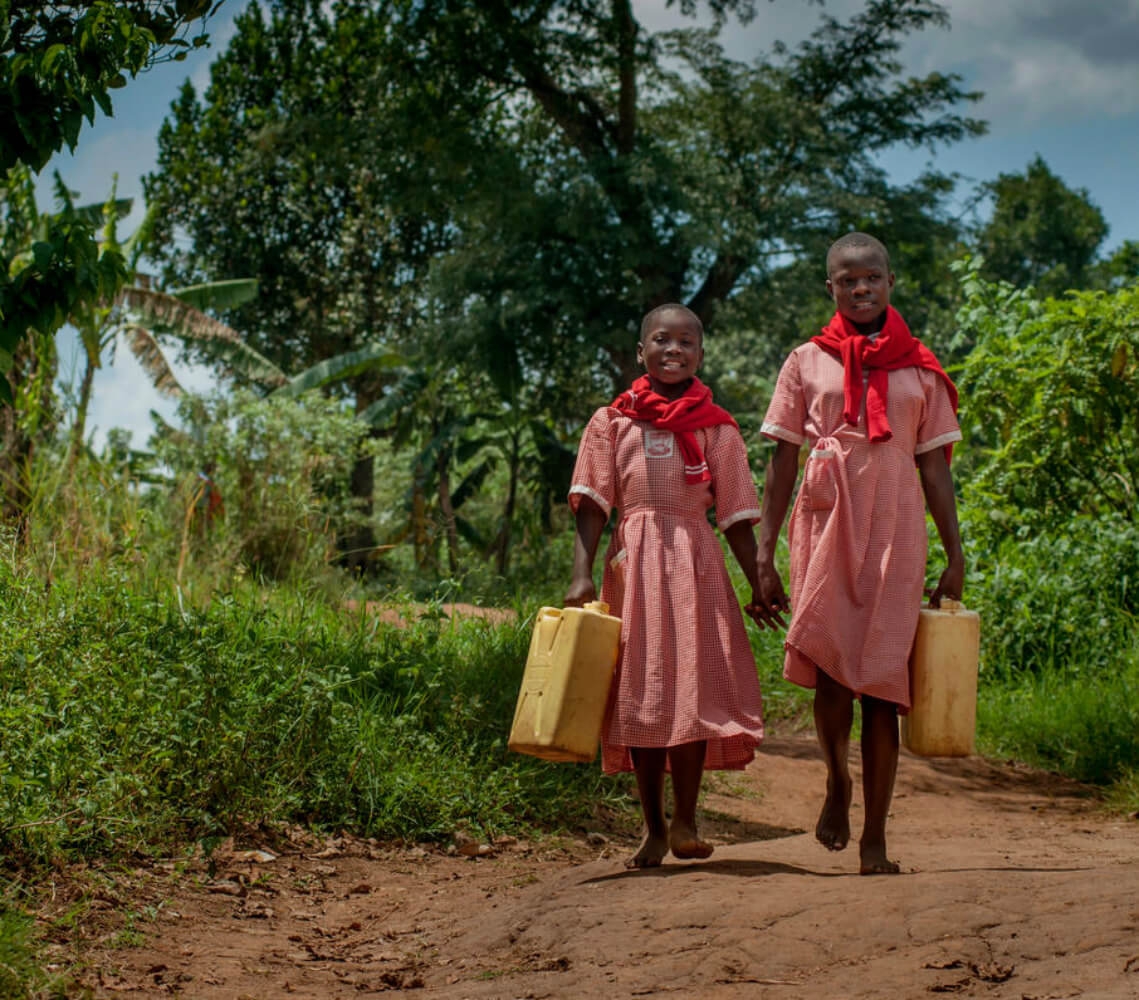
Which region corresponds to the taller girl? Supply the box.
[565,304,765,869]
[752,232,964,875]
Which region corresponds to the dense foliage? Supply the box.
[0,1,216,394]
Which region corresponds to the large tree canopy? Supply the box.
[146,0,984,416]
[978,155,1110,298]
[384,0,985,394]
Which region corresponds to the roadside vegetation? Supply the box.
[3,1,1139,994]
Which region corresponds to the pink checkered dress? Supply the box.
[569,408,765,774]
[762,343,962,708]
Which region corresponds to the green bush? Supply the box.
[968,514,1139,678]
[0,561,618,866]
[978,651,1139,787]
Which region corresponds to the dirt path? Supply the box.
[72,733,1139,999]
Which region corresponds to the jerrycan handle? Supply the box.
[939,598,965,612]
[583,600,610,615]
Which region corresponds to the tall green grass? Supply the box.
[977,651,1139,790]
[0,562,621,869]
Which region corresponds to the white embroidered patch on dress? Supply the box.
[643,428,675,458]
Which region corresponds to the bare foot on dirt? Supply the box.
[625,831,670,869]
[669,821,714,861]
[815,773,852,851]
[859,841,901,875]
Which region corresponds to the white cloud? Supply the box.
[903,0,1139,126]
[190,2,249,95]
[56,327,219,453]
[639,0,1139,128]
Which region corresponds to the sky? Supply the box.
[40,0,1139,450]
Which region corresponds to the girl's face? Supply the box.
[826,245,895,334]
[637,309,704,397]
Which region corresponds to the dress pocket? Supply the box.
[802,448,837,510]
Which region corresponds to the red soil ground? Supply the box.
[52,730,1139,999]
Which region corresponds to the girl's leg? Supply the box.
[667,740,712,860]
[859,694,901,874]
[627,747,669,869]
[813,669,855,851]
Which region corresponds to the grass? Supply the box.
[976,649,1139,806]
[0,562,625,870]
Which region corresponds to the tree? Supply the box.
[144,0,464,570]
[145,0,985,574]
[977,155,1109,298]
[386,0,985,398]
[60,188,283,467]
[1,0,217,400]
[954,255,1139,540]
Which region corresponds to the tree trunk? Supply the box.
[411,459,432,572]
[341,381,381,575]
[68,356,96,469]
[494,428,521,577]
[436,443,460,576]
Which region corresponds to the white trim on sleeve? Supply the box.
[761,421,806,446]
[718,508,762,531]
[568,483,612,516]
[914,429,963,455]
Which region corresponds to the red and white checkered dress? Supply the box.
[762,342,962,708]
[569,408,765,775]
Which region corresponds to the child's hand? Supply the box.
[748,564,790,630]
[926,560,964,609]
[564,576,597,608]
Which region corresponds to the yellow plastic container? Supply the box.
[902,599,981,757]
[508,601,621,763]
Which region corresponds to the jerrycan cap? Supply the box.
[939,598,965,612]
[584,600,610,615]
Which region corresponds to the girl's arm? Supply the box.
[564,497,607,607]
[753,438,800,629]
[916,447,965,607]
[724,519,761,606]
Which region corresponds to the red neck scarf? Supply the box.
[612,375,737,484]
[812,306,957,453]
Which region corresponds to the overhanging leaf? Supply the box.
[171,278,260,312]
[275,344,404,399]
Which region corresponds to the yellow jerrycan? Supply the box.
[508,601,621,763]
[902,599,981,757]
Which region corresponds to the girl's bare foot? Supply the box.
[625,831,670,869]
[859,841,901,875]
[815,773,852,851]
[669,820,714,860]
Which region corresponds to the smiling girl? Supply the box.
[752,233,964,875]
[565,303,765,869]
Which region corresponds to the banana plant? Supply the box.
[65,178,285,465]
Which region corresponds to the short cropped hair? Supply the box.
[640,303,704,340]
[826,232,890,276]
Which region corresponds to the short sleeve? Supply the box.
[704,424,761,530]
[914,371,962,456]
[568,408,616,516]
[761,349,807,446]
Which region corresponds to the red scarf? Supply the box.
[612,375,737,484]
[812,306,957,455]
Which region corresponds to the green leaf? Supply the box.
[275,344,404,399]
[170,279,259,312]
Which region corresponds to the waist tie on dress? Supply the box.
[789,435,862,617]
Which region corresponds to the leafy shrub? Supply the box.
[151,390,374,581]
[968,514,1139,678]
[978,650,1139,786]
[955,256,1139,547]
[0,560,616,866]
